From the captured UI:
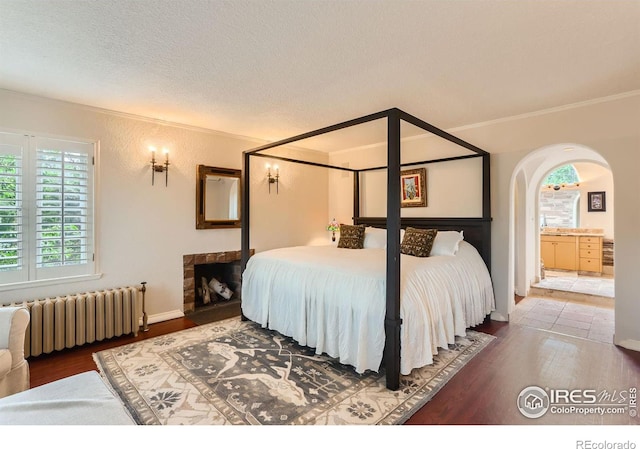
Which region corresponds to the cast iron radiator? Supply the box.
[2,286,142,357]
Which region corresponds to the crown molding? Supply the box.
[449,90,640,134]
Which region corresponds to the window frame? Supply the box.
[0,130,98,291]
[543,164,580,186]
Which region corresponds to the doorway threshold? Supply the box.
[531,269,613,305]
[528,286,613,308]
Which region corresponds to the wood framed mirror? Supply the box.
[196,165,241,229]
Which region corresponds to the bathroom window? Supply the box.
[540,165,581,228]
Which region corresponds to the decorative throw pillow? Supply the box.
[400,227,438,257]
[337,224,365,249]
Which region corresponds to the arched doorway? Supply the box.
[508,144,614,340]
[532,162,614,296]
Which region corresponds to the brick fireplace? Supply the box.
[182,249,254,314]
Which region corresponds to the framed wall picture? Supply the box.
[400,168,427,208]
[588,191,606,212]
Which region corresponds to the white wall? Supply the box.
[454,92,640,351]
[327,155,357,225]
[249,146,329,250]
[0,90,328,321]
[357,158,483,217]
[575,164,615,238]
[328,148,482,220]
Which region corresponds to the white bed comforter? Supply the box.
[241,241,495,375]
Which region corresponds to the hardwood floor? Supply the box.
[405,321,640,425]
[27,304,640,425]
[28,317,197,388]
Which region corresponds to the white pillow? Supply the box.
[363,227,387,249]
[362,227,406,249]
[430,230,464,256]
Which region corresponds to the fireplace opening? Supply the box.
[194,261,241,309]
[183,250,253,321]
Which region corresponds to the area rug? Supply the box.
[94,317,494,425]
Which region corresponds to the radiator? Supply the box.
[4,286,141,358]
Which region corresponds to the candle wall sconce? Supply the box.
[149,146,170,186]
[266,163,279,194]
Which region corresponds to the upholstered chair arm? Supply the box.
[0,307,30,369]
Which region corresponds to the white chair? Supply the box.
[0,307,30,398]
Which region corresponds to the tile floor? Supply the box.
[518,270,615,344]
[531,270,615,298]
[512,296,615,344]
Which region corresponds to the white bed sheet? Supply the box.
[241,241,495,375]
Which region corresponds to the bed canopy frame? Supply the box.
[241,107,491,390]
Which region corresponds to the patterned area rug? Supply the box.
[94,317,494,425]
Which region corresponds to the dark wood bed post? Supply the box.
[482,154,491,219]
[482,153,492,272]
[353,170,360,219]
[385,108,402,391]
[240,151,251,321]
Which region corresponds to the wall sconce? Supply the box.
[149,146,170,186]
[266,163,279,194]
[327,218,340,242]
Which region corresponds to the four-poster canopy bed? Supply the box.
[240,108,493,390]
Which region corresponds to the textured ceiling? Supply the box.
[1,0,639,151]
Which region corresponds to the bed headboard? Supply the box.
[353,217,492,272]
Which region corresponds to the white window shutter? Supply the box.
[0,133,27,284]
[0,132,95,285]
[34,137,94,280]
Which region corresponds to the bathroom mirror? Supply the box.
[196,165,241,229]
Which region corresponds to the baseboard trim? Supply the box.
[615,337,640,352]
[491,311,508,322]
[143,309,185,325]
